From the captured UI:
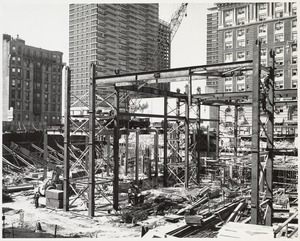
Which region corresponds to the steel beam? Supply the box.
[113,88,120,211]
[251,40,261,224]
[88,63,96,217]
[265,51,275,226]
[63,67,71,212]
[163,92,168,187]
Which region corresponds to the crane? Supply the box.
[169,3,188,42]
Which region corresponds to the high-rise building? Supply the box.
[69,3,171,107]
[206,2,297,124]
[2,34,63,130]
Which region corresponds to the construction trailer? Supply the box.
[62,40,297,228]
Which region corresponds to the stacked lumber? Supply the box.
[45,189,63,209]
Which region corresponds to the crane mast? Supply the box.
[170,3,188,42]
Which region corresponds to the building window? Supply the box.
[237,18,245,25]
[237,51,245,61]
[292,56,297,64]
[259,3,267,10]
[12,67,16,73]
[292,19,297,28]
[45,104,48,111]
[258,24,267,33]
[25,103,29,110]
[12,79,16,87]
[25,92,29,100]
[17,90,21,99]
[45,73,49,82]
[225,42,233,49]
[45,83,48,91]
[11,56,16,64]
[16,101,21,109]
[275,21,284,31]
[260,36,267,44]
[275,11,283,18]
[275,81,284,89]
[237,28,245,37]
[45,94,48,102]
[17,57,21,64]
[275,46,284,55]
[25,114,29,120]
[275,33,284,43]
[292,80,297,88]
[259,13,267,21]
[237,39,245,48]
[224,53,233,62]
[292,32,297,42]
[275,69,284,78]
[11,89,15,99]
[224,30,233,39]
[225,77,233,82]
[261,59,267,66]
[237,7,245,15]
[292,69,297,77]
[225,85,232,92]
[275,57,284,66]
[237,83,245,91]
[275,2,283,8]
[17,79,21,88]
[26,70,30,79]
[45,115,48,121]
[292,44,297,52]
[261,48,267,56]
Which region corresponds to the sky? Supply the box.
[0,0,215,119]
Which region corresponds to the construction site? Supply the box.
[2,2,298,239]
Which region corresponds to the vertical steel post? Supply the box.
[176,98,180,162]
[265,50,275,226]
[135,130,139,185]
[184,85,190,188]
[197,99,201,184]
[251,40,261,224]
[163,92,168,187]
[216,106,220,161]
[63,67,71,212]
[88,63,96,217]
[154,131,159,186]
[113,88,120,211]
[147,147,151,179]
[43,130,48,180]
[106,135,110,176]
[125,124,129,176]
[234,103,238,159]
[207,126,210,157]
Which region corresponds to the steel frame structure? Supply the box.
[63,42,297,228]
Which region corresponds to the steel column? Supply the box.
[154,131,159,186]
[125,124,129,176]
[265,51,275,226]
[197,99,201,184]
[88,63,96,217]
[43,130,48,180]
[251,40,261,224]
[184,85,190,188]
[106,135,110,176]
[207,126,210,157]
[63,67,71,212]
[216,106,220,161]
[135,130,139,185]
[176,98,180,162]
[163,92,168,187]
[113,88,120,211]
[234,102,238,159]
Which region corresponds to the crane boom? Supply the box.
[170,3,188,41]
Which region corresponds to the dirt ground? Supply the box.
[2,192,143,238]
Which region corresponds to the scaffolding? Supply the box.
[62,41,297,228]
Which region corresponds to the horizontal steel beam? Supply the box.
[95,61,253,86]
[116,85,187,99]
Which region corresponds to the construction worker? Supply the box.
[128,182,144,205]
[33,191,40,208]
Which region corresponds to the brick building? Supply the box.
[2,34,63,130]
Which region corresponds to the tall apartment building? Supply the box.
[2,34,63,130]
[206,2,297,125]
[69,4,171,108]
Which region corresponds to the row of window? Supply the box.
[13,113,61,122]
[12,46,61,61]
[11,57,61,73]
[11,100,61,112]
